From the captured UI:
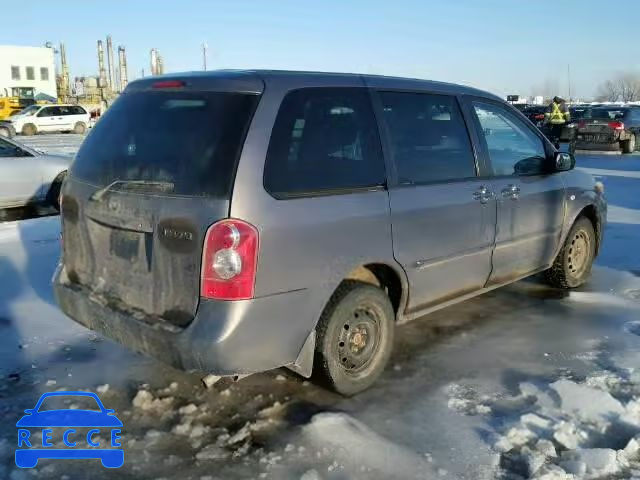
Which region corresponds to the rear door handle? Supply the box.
[473,186,494,204]
[501,184,521,199]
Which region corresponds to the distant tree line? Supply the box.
[596,72,640,102]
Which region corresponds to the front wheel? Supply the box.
[621,134,636,154]
[314,281,395,396]
[545,217,596,289]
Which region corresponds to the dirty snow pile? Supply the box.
[447,371,640,479]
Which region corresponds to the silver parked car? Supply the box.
[0,136,71,210]
[54,71,607,395]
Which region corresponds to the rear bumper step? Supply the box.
[53,264,313,376]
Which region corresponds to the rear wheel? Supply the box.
[545,217,596,289]
[73,122,86,134]
[314,280,395,396]
[621,134,636,154]
[22,123,37,136]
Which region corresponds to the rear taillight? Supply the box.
[608,121,624,130]
[152,80,185,89]
[578,121,586,129]
[200,219,259,300]
[534,114,545,120]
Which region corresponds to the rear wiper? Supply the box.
[90,180,175,201]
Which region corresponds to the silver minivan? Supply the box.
[54,71,606,395]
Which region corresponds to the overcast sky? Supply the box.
[3,0,638,99]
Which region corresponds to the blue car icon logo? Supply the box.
[15,391,123,468]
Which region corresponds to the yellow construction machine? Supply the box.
[0,87,37,120]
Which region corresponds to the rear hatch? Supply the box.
[61,76,262,328]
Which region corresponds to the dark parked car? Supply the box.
[521,105,547,128]
[575,106,640,153]
[54,70,606,395]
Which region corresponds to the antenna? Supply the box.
[567,64,572,104]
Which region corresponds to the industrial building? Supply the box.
[0,45,57,100]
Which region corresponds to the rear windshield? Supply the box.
[570,107,590,120]
[590,108,628,120]
[71,91,259,197]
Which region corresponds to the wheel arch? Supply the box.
[286,260,408,379]
[574,204,602,256]
[343,262,408,319]
[46,170,67,209]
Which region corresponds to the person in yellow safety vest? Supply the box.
[544,96,571,148]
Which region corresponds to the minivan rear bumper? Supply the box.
[53,264,314,376]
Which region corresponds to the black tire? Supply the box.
[621,134,636,154]
[22,123,37,136]
[314,280,395,396]
[545,217,596,289]
[47,172,66,211]
[73,122,86,134]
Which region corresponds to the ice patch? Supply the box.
[550,379,625,423]
[96,384,110,394]
[132,389,174,414]
[566,290,635,308]
[299,469,322,480]
[303,412,439,479]
[195,444,230,461]
[560,448,622,478]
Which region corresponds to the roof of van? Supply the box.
[127,69,502,101]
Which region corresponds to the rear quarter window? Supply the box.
[264,87,385,198]
[70,91,259,197]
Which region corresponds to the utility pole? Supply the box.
[567,64,572,104]
[202,42,208,71]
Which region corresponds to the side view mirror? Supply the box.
[554,152,575,172]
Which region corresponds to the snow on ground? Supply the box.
[17,133,86,156]
[0,145,640,479]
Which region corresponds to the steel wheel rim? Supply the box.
[336,304,381,375]
[568,229,590,276]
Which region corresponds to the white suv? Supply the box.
[9,104,90,136]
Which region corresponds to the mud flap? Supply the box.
[285,330,315,378]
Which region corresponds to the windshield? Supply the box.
[71,91,260,197]
[16,105,39,117]
[11,87,34,98]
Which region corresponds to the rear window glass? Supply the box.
[71,91,259,197]
[590,108,628,120]
[264,88,385,198]
[380,92,476,184]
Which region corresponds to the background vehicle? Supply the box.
[575,106,640,153]
[0,136,71,209]
[8,104,90,136]
[521,105,547,128]
[0,87,36,120]
[0,119,16,138]
[54,71,606,396]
